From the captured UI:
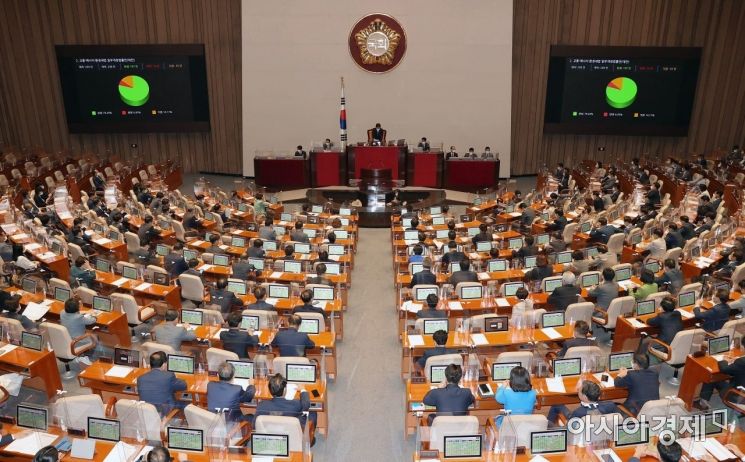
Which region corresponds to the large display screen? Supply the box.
[56,44,210,133]
[544,46,701,136]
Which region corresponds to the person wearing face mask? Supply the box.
[445,146,458,159]
[466,147,477,159]
[481,146,495,159]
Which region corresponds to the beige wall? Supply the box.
[241,0,513,178]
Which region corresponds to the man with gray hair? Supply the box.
[206,361,256,421]
[547,271,581,311]
[153,309,197,352]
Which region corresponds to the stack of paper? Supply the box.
[105,365,134,378]
[134,282,152,291]
[401,301,422,313]
[23,243,42,252]
[93,238,112,246]
[471,333,489,346]
[448,301,463,311]
[541,327,563,339]
[112,278,129,287]
[103,441,138,462]
[703,438,737,461]
[676,309,695,319]
[545,376,566,393]
[191,240,205,246]
[495,298,511,307]
[407,335,425,347]
[0,344,18,356]
[627,317,647,328]
[284,383,299,400]
[4,431,58,455]
[478,272,491,280]
[200,264,214,272]
[270,271,283,279]
[22,302,51,321]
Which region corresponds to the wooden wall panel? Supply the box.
[511,0,745,175]
[0,0,241,174]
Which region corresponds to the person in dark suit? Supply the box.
[695,196,716,222]
[292,289,327,320]
[211,278,243,315]
[471,223,491,245]
[646,182,661,207]
[697,336,745,409]
[445,146,458,159]
[181,258,204,282]
[614,353,660,415]
[679,215,695,241]
[592,191,605,212]
[589,217,618,244]
[271,315,315,356]
[207,362,256,421]
[410,257,437,288]
[246,239,265,259]
[205,234,224,255]
[547,272,581,311]
[232,253,255,280]
[514,235,538,261]
[642,297,683,352]
[370,123,385,145]
[465,147,477,159]
[525,254,553,282]
[549,209,567,233]
[246,286,277,312]
[417,294,447,319]
[137,351,187,414]
[256,373,316,430]
[448,259,478,285]
[441,241,466,269]
[294,145,307,159]
[517,203,536,229]
[557,321,596,357]
[137,215,161,247]
[417,137,430,151]
[694,288,731,332]
[654,259,684,294]
[290,222,310,243]
[547,379,619,424]
[2,295,35,330]
[307,263,332,286]
[664,223,684,250]
[422,364,475,424]
[164,243,189,278]
[322,138,334,150]
[220,312,259,358]
[279,244,296,261]
[417,329,454,369]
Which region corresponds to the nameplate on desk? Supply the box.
[407,335,425,347]
[676,309,695,319]
[627,317,647,329]
[134,282,152,291]
[112,278,129,287]
[540,327,562,340]
[448,301,463,311]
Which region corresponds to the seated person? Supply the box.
[654,258,683,294]
[516,203,535,229]
[271,314,315,356]
[70,256,96,288]
[165,243,189,277]
[137,351,188,414]
[417,329,453,370]
[369,123,385,145]
[422,364,475,424]
[290,222,310,243]
[246,286,276,311]
[524,254,552,282]
[256,373,316,430]
[210,278,243,315]
[307,263,332,286]
[181,258,204,282]
[448,259,478,285]
[547,209,567,232]
[589,217,618,244]
[441,241,466,268]
[206,234,224,255]
[547,231,567,253]
[279,244,295,260]
[417,137,430,151]
[632,269,658,301]
[547,379,618,425]
[614,353,659,415]
[232,253,255,280]
[510,287,534,326]
[408,244,425,263]
[417,294,446,319]
[664,223,684,250]
[153,309,197,352]
[2,294,35,330]
[470,223,490,244]
[247,239,265,259]
[292,289,327,320]
[641,297,682,353]
[547,272,581,311]
[495,366,537,426]
[206,361,256,421]
[220,312,259,358]
[410,257,436,288]
[556,320,595,357]
[587,268,617,311]
[693,287,731,333]
[567,249,598,275]
[729,279,745,314]
[697,335,745,409]
[293,145,306,158]
[513,235,538,260]
[60,298,96,359]
[258,218,277,241]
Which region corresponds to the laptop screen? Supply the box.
[414,286,438,301]
[635,300,656,316]
[156,244,170,256]
[508,237,523,250]
[492,362,520,381]
[17,404,48,431]
[460,285,483,300]
[430,365,447,384]
[21,278,38,293]
[536,233,550,245]
[429,206,442,215]
[167,427,204,452]
[678,291,696,308]
[580,273,600,288]
[284,261,302,273]
[114,348,140,367]
[90,296,111,313]
[614,422,649,447]
[268,284,290,298]
[524,256,537,269]
[54,287,71,302]
[183,249,198,262]
[466,227,480,237]
[241,315,260,331]
[251,433,289,457]
[423,319,449,335]
[476,241,492,252]
[608,352,634,371]
[443,435,482,459]
[644,261,661,273]
[542,312,565,328]
[502,282,524,297]
[21,332,43,351]
[167,355,195,374]
[553,358,581,377]
[227,360,254,379]
[213,254,230,267]
[298,318,320,334]
[286,363,316,383]
[247,257,264,271]
[339,208,352,216]
[410,263,424,275]
[580,222,592,234]
[180,309,203,326]
[122,266,138,280]
[708,335,730,355]
[615,266,632,281]
[327,244,345,255]
[484,316,509,332]
[530,430,567,455]
[436,229,450,239]
[227,280,247,295]
[556,251,572,264]
[262,240,278,251]
[543,278,563,294]
[312,286,334,301]
[488,259,508,272]
[585,246,599,258]
[88,417,120,442]
[295,243,311,254]
[432,216,445,225]
[324,262,341,275]
[311,205,323,213]
[231,236,246,248]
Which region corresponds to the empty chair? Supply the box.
[54,395,105,432]
[647,328,704,385]
[635,398,690,435]
[124,232,142,254]
[0,318,24,343]
[49,277,71,294]
[147,164,158,176]
[241,309,278,330]
[41,322,97,379]
[141,341,177,357]
[75,286,97,306]
[110,293,156,337]
[255,415,304,452]
[198,308,224,325]
[171,220,186,242]
[178,274,205,305]
[563,346,604,371]
[592,295,635,339]
[606,233,625,257]
[0,175,8,187]
[565,302,594,325]
[496,414,549,448]
[562,223,579,244]
[139,170,149,181]
[429,416,480,451]
[68,243,85,262]
[717,318,745,340]
[206,347,239,371]
[424,354,463,382]
[663,247,682,264]
[114,399,165,441]
[45,176,55,189]
[272,356,311,377]
[495,351,532,370]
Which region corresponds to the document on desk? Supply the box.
[134,282,152,291]
[676,438,707,459]
[4,431,58,455]
[112,277,129,287]
[402,301,422,313]
[495,297,511,307]
[328,255,340,261]
[12,233,29,240]
[41,299,54,306]
[284,383,299,400]
[200,264,214,272]
[191,240,205,246]
[23,243,42,252]
[703,438,737,461]
[22,302,51,321]
[540,327,563,340]
[470,333,489,346]
[528,455,551,462]
[40,252,58,260]
[676,309,695,319]
[103,441,138,462]
[448,301,463,311]
[105,365,134,378]
[592,449,622,462]
[0,344,18,356]
[593,372,615,388]
[93,238,112,246]
[265,298,278,306]
[270,271,283,279]
[407,334,425,347]
[404,239,418,246]
[627,317,647,329]
[251,457,276,462]
[545,376,566,393]
[478,272,491,281]
[468,252,481,260]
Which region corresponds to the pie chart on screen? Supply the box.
[118,75,150,107]
[606,77,637,109]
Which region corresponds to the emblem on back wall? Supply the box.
[348,14,407,73]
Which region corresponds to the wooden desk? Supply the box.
[8,232,70,282]
[95,271,181,309]
[0,342,63,399]
[678,348,744,409]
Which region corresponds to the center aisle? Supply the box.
[313,228,415,460]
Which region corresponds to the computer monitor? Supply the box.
[541,212,551,221]
[460,285,483,300]
[492,362,520,381]
[504,204,514,213]
[553,358,581,377]
[690,245,701,258]
[275,225,287,236]
[181,309,203,326]
[294,243,311,254]
[414,286,438,302]
[262,240,278,251]
[585,246,599,258]
[614,266,632,282]
[579,222,591,234]
[635,300,656,316]
[93,223,105,234]
[327,244,345,255]
[524,256,538,269]
[283,261,302,273]
[231,236,246,248]
[432,216,445,226]
[280,213,293,222]
[339,207,352,216]
[54,286,71,302]
[614,422,649,447]
[436,229,450,239]
[153,272,170,286]
[556,251,573,264]
[449,262,464,274]
[17,404,48,431]
[88,417,120,442]
[459,214,470,223]
[298,318,320,334]
[484,316,509,332]
[204,232,214,242]
[488,259,508,272]
[708,335,730,355]
[95,258,111,273]
[630,233,643,245]
[502,282,524,297]
[213,254,230,267]
[268,284,290,298]
[423,319,449,335]
[476,241,492,252]
[402,218,413,229]
[227,280,247,295]
[21,278,37,294]
[312,286,334,301]
[21,332,43,351]
[324,262,341,275]
[251,433,289,458]
[311,205,323,213]
[203,212,215,222]
[183,249,198,262]
[693,410,728,437]
[122,265,138,280]
[156,244,170,257]
[542,312,565,328]
[410,263,424,275]
[241,315,260,331]
[114,348,140,367]
[167,354,195,374]
[530,430,568,455]
[335,230,349,239]
[302,228,317,239]
[508,237,523,250]
[543,278,563,294]
[404,230,419,240]
[430,365,447,384]
[536,233,550,246]
[678,291,696,308]
[466,227,481,237]
[92,296,112,312]
[247,257,264,271]
[51,241,64,255]
[608,352,634,371]
[167,427,204,452]
[286,363,316,383]
[443,435,482,459]
[580,273,600,288]
[238,203,249,212]
[227,360,254,379]
[429,206,442,215]
[644,261,661,274]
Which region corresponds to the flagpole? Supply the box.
[340,77,347,152]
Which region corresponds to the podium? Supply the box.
[347,146,406,181]
[254,157,309,189]
[310,150,347,187]
[443,159,500,191]
[407,151,443,188]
